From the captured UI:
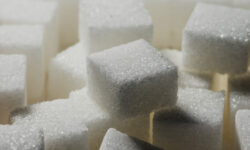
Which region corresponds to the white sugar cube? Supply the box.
[0,0,59,70]
[227,92,250,149]
[48,43,86,100]
[100,128,163,150]
[11,98,89,150]
[12,88,110,150]
[235,109,250,150]
[144,0,231,50]
[37,0,79,49]
[87,39,178,118]
[80,0,153,55]
[0,125,44,150]
[183,3,250,74]
[0,25,45,104]
[153,88,225,150]
[0,55,26,124]
[161,49,211,89]
[69,88,111,150]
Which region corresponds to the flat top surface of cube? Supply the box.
[0,25,44,51]
[155,88,225,126]
[0,125,44,150]
[100,128,163,150]
[81,0,152,28]
[185,3,250,45]
[88,39,176,84]
[0,0,58,24]
[236,109,250,150]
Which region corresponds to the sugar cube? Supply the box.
[0,0,59,70]
[0,55,26,124]
[11,98,89,150]
[34,0,79,49]
[227,92,250,149]
[0,25,45,104]
[12,88,110,150]
[48,43,86,100]
[87,39,178,118]
[153,88,225,150]
[143,0,231,50]
[161,49,211,89]
[100,128,163,150]
[79,0,153,55]
[183,3,250,74]
[235,109,250,150]
[0,125,44,150]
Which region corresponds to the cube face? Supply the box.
[100,128,163,150]
[183,3,250,74]
[48,43,86,100]
[153,88,225,150]
[0,125,44,150]
[0,25,45,104]
[236,110,250,150]
[87,40,177,118]
[0,55,26,109]
[80,0,153,54]
[0,0,59,70]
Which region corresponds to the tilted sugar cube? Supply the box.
[144,0,231,50]
[161,49,211,89]
[0,55,26,124]
[183,3,250,74]
[99,128,163,150]
[79,0,153,55]
[235,109,250,150]
[0,25,45,104]
[0,125,44,150]
[11,98,89,150]
[0,0,59,70]
[87,39,178,118]
[12,88,110,150]
[48,43,86,100]
[153,88,225,150]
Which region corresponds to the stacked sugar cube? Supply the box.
[0,0,59,70]
[79,0,153,55]
[1,0,250,149]
[153,88,225,150]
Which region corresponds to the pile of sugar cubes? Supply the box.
[1,0,250,149]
